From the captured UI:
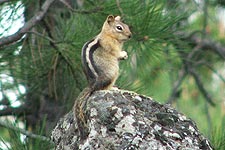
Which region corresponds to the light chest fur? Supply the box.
[82,15,131,90]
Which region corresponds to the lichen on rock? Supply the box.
[51,90,213,150]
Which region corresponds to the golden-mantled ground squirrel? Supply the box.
[74,15,131,138]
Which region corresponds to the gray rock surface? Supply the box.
[51,90,213,150]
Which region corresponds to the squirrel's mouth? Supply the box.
[121,35,131,41]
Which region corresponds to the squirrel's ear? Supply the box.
[107,15,115,23]
[115,16,121,21]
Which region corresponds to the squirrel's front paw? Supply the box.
[120,51,128,60]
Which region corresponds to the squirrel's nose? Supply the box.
[128,34,132,39]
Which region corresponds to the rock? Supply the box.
[51,90,213,150]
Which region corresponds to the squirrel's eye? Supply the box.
[116,25,123,31]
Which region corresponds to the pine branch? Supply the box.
[59,0,73,10]
[0,0,9,5]
[0,120,53,143]
[59,0,103,14]
[191,35,225,60]
[26,31,56,43]
[189,68,215,106]
[71,7,103,14]
[205,63,225,83]
[167,68,186,103]
[0,105,29,117]
[0,0,56,48]
[168,30,223,105]
[178,32,225,60]
[116,0,125,17]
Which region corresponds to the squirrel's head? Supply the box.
[102,15,132,42]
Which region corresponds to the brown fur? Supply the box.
[74,15,131,139]
[92,15,131,90]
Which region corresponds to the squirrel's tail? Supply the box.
[73,87,92,140]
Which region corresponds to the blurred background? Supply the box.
[0,0,224,149]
